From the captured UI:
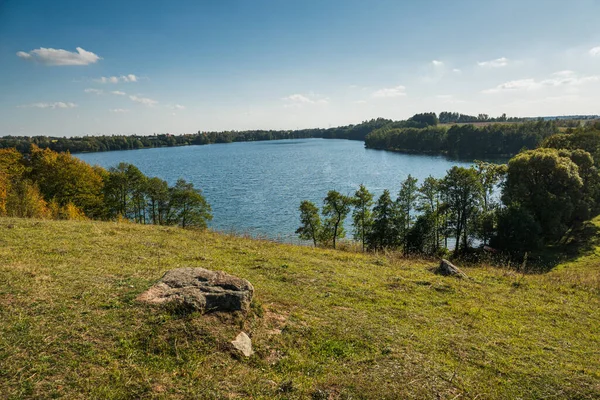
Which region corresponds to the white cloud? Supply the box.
[353,100,368,104]
[97,74,139,84]
[167,104,186,110]
[452,68,462,73]
[477,57,509,68]
[18,102,77,109]
[84,88,103,95]
[16,47,101,66]
[111,90,126,96]
[432,60,444,67]
[110,108,129,113]
[483,78,538,93]
[129,95,158,106]
[541,70,599,86]
[371,85,407,98]
[482,71,599,94]
[589,46,600,57]
[282,93,329,106]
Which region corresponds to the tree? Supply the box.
[296,200,322,247]
[0,148,25,216]
[28,146,105,218]
[168,179,212,229]
[146,177,170,225]
[409,112,439,127]
[491,206,542,254]
[5,179,50,219]
[417,176,443,253]
[367,190,398,250]
[441,167,482,254]
[474,161,506,245]
[396,175,419,253]
[352,184,374,251]
[502,148,585,243]
[322,190,352,249]
[405,213,437,255]
[104,163,148,222]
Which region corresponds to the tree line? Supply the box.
[364,120,559,158]
[298,126,600,258]
[1,112,572,157]
[0,146,212,228]
[0,118,395,154]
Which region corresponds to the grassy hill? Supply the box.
[0,218,598,399]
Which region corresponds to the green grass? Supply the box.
[0,218,599,399]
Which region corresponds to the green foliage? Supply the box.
[296,200,322,247]
[396,174,419,242]
[408,112,439,126]
[365,121,558,158]
[168,179,212,229]
[352,184,374,251]
[492,206,542,253]
[367,190,398,250]
[440,167,482,254]
[502,148,585,242]
[322,191,352,249]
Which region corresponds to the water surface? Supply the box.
[77,139,477,241]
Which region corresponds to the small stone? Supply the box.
[231,332,254,357]
[436,259,468,279]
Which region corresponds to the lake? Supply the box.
[76,139,477,242]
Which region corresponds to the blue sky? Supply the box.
[1,0,600,136]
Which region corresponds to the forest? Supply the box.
[364,120,560,157]
[2,112,595,158]
[298,123,600,261]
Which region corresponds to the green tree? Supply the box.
[417,176,443,253]
[146,177,170,225]
[474,161,506,245]
[322,190,352,249]
[168,179,212,229]
[396,175,419,253]
[104,163,147,222]
[502,148,585,243]
[352,184,374,251]
[296,200,322,247]
[367,190,398,250]
[441,166,482,254]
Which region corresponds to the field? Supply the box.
[0,218,599,399]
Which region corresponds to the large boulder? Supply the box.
[137,268,254,313]
[436,259,468,279]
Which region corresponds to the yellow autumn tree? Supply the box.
[0,148,26,217]
[28,146,104,218]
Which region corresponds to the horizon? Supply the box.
[1,0,600,137]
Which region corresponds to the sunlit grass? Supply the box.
[0,217,598,399]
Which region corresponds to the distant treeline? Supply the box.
[0,118,395,154]
[1,112,598,159]
[364,121,560,158]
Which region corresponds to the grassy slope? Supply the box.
[0,218,598,400]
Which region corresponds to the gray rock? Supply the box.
[137,267,254,313]
[231,332,254,357]
[436,259,468,279]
